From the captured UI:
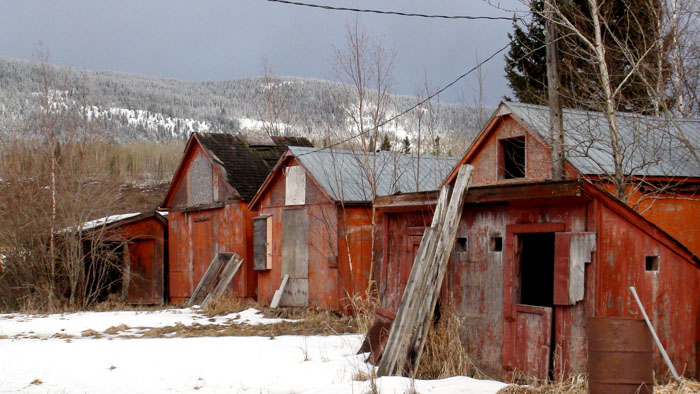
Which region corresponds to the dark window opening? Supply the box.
[501,137,526,179]
[490,236,503,252]
[645,255,660,271]
[519,233,555,307]
[455,237,467,252]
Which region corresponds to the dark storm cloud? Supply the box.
[0,0,525,104]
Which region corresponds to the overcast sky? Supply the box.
[1,0,526,104]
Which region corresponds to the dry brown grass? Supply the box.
[414,308,487,380]
[655,378,700,394]
[498,375,700,394]
[346,286,380,334]
[135,313,355,339]
[103,324,130,335]
[201,295,255,317]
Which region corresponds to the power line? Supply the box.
[265,0,515,21]
[297,40,514,157]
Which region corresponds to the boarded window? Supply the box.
[500,137,526,179]
[253,216,272,270]
[189,153,213,206]
[285,166,306,206]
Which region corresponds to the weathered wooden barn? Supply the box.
[458,101,700,256]
[377,102,700,380]
[69,211,168,304]
[248,146,456,311]
[160,132,311,304]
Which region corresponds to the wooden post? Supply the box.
[546,0,565,181]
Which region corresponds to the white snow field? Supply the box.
[0,308,509,394]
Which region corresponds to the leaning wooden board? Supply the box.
[377,164,473,377]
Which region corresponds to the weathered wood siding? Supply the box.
[380,192,700,380]
[594,197,700,377]
[256,158,380,312]
[167,201,254,304]
[110,216,167,305]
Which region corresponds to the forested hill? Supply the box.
[0,57,488,152]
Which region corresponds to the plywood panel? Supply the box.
[285,166,305,205]
[281,209,308,279]
[189,152,213,206]
[280,278,309,307]
[253,217,268,271]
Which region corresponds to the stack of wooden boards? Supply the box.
[366,164,474,376]
[187,252,244,308]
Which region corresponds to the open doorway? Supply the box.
[519,233,555,307]
[513,232,556,380]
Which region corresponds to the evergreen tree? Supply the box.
[380,134,392,151]
[401,136,411,154]
[504,0,548,105]
[505,0,669,113]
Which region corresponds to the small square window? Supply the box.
[490,236,503,252]
[455,237,467,252]
[645,256,659,271]
[500,137,526,179]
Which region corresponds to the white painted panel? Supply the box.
[285,166,306,206]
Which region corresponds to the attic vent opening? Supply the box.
[645,255,660,272]
[500,136,526,179]
[490,236,503,252]
[455,237,467,252]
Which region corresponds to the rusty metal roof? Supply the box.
[289,146,458,203]
[196,133,312,200]
[505,102,700,178]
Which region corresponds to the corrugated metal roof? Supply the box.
[505,102,700,178]
[289,146,458,202]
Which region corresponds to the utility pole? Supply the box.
[545,0,565,180]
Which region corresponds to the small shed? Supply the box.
[377,102,700,380]
[248,146,456,312]
[68,211,168,305]
[160,132,311,304]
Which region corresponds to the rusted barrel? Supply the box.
[588,317,653,394]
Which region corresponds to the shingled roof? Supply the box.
[194,132,312,200]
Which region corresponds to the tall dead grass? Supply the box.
[347,284,380,334]
[497,374,588,394]
[414,308,487,380]
[497,375,700,394]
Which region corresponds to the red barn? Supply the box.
[377,102,700,380]
[160,132,311,304]
[248,146,456,312]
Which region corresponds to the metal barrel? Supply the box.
[588,317,653,394]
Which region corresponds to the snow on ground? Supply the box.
[0,307,289,338]
[0,309,509,394]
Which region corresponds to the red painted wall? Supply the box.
[256,159,379,312]
[108,215,167,305]
[379,191,700,379]
[167,202,253,304]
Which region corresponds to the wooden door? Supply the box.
[192,219,214,295]
[513,304,553,379]
[126,239,158,304]
[281,208,309,306]
[385,235,422,313]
